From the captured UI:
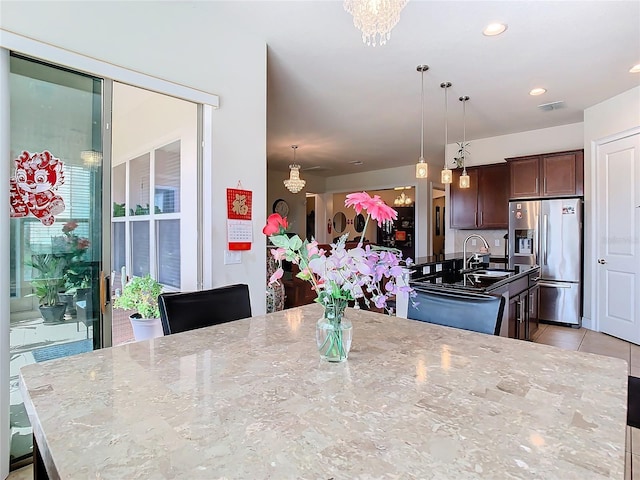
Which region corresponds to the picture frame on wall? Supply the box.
[435,206,441,236]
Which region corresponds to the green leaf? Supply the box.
[289,235,303,251]
[269,235,290,248]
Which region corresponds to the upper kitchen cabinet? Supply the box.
[450,163,509,229]
[507,149,584,199]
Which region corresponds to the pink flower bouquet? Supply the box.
[263,192,414,314]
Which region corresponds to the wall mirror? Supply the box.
[333,212,347,233]
[354,213,366,233]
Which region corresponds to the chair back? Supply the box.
[407,288,505,336]
[159,284,252,335]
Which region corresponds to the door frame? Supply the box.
[590,126,640,334]
[0,31,218,476]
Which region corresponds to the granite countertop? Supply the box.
[21,303,627,479]
[412,265,540,293]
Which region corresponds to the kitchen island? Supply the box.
[21,303,626,479]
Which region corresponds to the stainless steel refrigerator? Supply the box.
[508,198,583,326]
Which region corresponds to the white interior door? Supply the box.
[596,132,640,344]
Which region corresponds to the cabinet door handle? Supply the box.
[479,211,483,225]
[597,258,607,264]
[475,211,477,227]
[544,177,547,193]
[535,177,539,193]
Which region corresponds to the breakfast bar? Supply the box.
[20,303,627,479]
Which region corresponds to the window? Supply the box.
[112,141,181,288]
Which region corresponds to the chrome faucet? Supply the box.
[463,234,490,271]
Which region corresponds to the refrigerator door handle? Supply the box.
[543,214,548,266]
[538,281,572,288]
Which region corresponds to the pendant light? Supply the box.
[284,145,306,193]
[440,82,453,184]
[415,64,429,179]
[458,96,470,189]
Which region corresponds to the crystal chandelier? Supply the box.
[458,96,470,189]
[440,82,453,184]
[343,0,409,47]
[415,65,429,179]
[284,145,306,194]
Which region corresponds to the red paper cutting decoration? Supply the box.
[10,151,66,226]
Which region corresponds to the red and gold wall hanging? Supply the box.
[226,186,253,251]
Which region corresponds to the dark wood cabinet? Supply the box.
[507,290,530,340]
[508,156,539,198]
[505,271,540,341]
[528,283,540,339]
[450,169,478,228]
[450,163,509,229]
[507,149,584,199]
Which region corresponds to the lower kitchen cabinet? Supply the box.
[508,291,528,340]
[506,270,539,340]
[528,284,540,338]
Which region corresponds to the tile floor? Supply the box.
[7,322,640,479]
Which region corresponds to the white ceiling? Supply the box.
[207,1,639,177]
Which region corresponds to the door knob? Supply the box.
[597,258,607,264]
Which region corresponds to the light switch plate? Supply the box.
[224,250,242,265]
[471,239,477,246]
[494,239,500,247]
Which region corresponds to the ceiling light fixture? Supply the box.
[81,149,102,167]
[343,0,409,47]
[284,145,306,194]
[483,23,508,36]
[440,81,453,184]
[416,64,430,179]
[458,96,470,189]
[630,64,640,74]
[393,192,412,206]
[529,87,547,96]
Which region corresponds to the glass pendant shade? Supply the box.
[415,65,429,179]
[441,167,453,184]
[459,169,470,189]
[416,159,428,179]
[439,82,452,184]
[457,95,471,189]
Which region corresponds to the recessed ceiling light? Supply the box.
[483,23,507,36]
[529,88,547,96]
[349,160,363,166]
[630,64,640,73]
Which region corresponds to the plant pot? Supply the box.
[39,304,67,324]
[58,292,76,316]
[129,314,164,341]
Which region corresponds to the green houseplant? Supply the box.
[28,253,68,323]
[114,274,164,341]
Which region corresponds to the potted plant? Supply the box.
[114,274,164,341]
[28,254,68,324]
[54,221,92,315]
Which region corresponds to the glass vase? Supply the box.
[316,302,352,362]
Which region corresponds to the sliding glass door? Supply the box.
[7,54,106,469]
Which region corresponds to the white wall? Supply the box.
[326,164,431,258]
[444,122,584,168]
[583,86,640,329]
[444,122,584,254]
[1,1,268,314]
